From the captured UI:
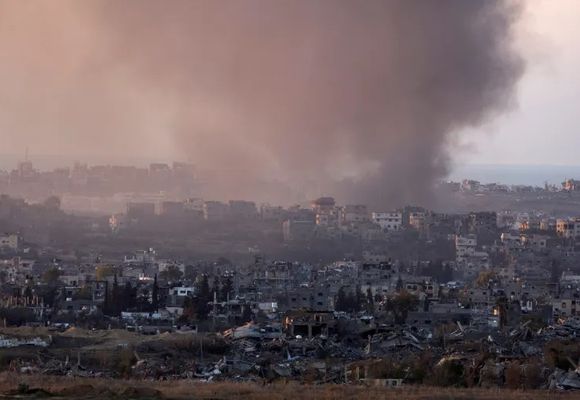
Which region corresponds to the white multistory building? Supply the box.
[371,212,402,232]
[455,234,477,264]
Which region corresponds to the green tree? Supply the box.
[95,265,116,281]
[102,281,110,315]
[75,285,92,301]
[42,267,61,285]
[221,276,234,301]
[366,288,374,313]
[196,274,210,300]
[180,296,196,322]
[475,270,496,288]
[195,275,211,320]
[184,265,195,280]
[159,265,183,283]
[123,281,137,310]
[211,276,221,301]
[110,274,121,316]
[23,286,33,300]
[240,304,253,324]
[151,274,159,311]
[396,275,404,291]
[387,290,419,324]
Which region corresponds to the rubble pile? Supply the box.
[2,317,580,390]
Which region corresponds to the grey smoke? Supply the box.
[0,1,524,206]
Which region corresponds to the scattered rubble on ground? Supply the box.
[2,316,580,390]
[0,335,51,348]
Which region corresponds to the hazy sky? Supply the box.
[458,0,580,167]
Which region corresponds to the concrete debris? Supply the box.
[0,335,51,348]
[2,315,580,390]
[550,369,580,390]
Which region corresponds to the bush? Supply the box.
[544,340,580,370]
[505,362,521,389]
[117,348,136,377]
[429,360,465,387]
[0,308,36,326]
[523,363,543,390]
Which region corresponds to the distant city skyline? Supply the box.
[3,152,580,189]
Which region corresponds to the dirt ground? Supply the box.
[0,372,579,400]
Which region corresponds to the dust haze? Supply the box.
[0,0,524,206]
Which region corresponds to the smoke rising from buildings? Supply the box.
[0,1,524,206]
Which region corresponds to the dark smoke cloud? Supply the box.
[0,1,524,206]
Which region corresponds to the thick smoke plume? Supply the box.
[0,1,524,206]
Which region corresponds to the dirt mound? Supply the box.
[5,384,53,398]
[120,386,164,399]
[0,326,51,337]
[57,383,124,398]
